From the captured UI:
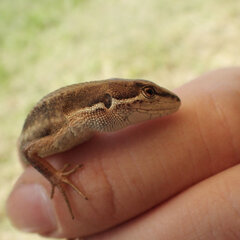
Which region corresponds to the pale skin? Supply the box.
[7,67,240,239]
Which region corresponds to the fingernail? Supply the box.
[7,184,57,235]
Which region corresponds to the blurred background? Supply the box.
[0,0,239,239]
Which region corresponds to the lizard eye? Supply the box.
[142,86,155,98]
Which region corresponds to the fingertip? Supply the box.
[7,183,58,235]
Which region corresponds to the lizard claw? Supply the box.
[50,184,56,199]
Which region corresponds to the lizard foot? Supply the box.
[50,163,88,219]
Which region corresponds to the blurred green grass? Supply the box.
[1,0,240,239]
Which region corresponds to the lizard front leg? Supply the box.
[23,132,88,219]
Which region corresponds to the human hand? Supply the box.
[7,68,240,239]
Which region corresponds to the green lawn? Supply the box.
[1,0,240,239]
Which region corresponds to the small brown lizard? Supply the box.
[18,78,181,219]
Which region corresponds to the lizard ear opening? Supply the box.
[103,93,112,109]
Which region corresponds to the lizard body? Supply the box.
[19,78,181,219]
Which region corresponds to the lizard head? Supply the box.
[102,78,181,129]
